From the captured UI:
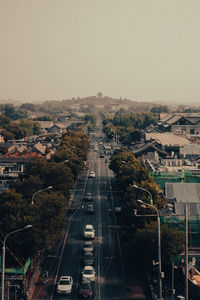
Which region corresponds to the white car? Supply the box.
[89,171,95,178]
[83,225,95,239]
[56,275,73,295]
[82,266,96,282]
[83,241,94,253]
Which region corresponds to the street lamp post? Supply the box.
[133,185,153,206]
[1,225,32,300]
[137,199,163,300]
[31,186,53,205]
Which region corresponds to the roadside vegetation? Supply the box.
[109,150,184,277]
[0,130,89,265]
[0,113,41,142]
[103,112,159,146]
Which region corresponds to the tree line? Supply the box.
[103,112,159,146]
[109,150,184,277]
[0,113,41,142]
[0,130,89,266]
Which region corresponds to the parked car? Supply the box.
[85,204,94,214]
[82,266,96,282]
[88,171,95,178]
[82,252,94,266]
[83,225,95,239]
[99,152,104,158]
[83,241,94,253]
[79,280,93,298]
[84,192,92,201]
[56,275,73,295]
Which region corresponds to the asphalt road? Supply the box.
[31,132,149,300]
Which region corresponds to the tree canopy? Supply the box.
[0,130,89,262]
[109,149,184,272]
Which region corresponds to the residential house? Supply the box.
[131,141,167,161]
[47,123,66,134]
[145,132,190,157]
[164,182,200,220]
[32,142,46,155]
[37,121,54,134]
[158,113,200,135]
[0,143,16,155]
[0,157,30,180]
[179,144,200,161]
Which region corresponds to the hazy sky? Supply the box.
[1,0,200,104]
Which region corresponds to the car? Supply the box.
[83,225,95,239]
[82,266,96,282]
[84,192,92,201]
[82,252,94,266]
[99,152,104,158]
[85,204,94,214]
[88,171,95,178]
[83,241,94,253]
[79,280,93,298]
[56,275,73,295]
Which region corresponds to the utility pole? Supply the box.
[185,204,188,300]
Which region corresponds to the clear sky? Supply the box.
[0,0,200,104]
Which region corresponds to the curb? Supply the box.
[27,266,41,300]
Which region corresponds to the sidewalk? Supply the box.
[27,266,41,300]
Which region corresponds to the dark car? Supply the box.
[84,193,92,201]
[79,280,93,298]
[85,204,94,214]
[99,152,104,158]
[82,252,94,266]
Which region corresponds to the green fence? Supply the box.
[150,170,200,189]
[0,257,31,275]
[161,216,200,247]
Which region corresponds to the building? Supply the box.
[158,113,200,135]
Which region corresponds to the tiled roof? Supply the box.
[145,132,190,146]
[132,142,167,156]
[166,115,184,125]
[180,144,200,155]
[33,142,46,154]
[37,121,54,129]
[165,182,200,216]
[160,114,174,122]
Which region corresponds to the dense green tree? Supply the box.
[19,119,41,136]
[0,114,11,127]
[23,158,73,199]
[1,129,15,141]
[20,103,37,112]
[103,112,158,146]
[150,105,169,113]
[3,104,27,120]
[84,114,96,126]
[109,149,185,276]
[33,114,55,122]
[30,192,66,253]
[0,190,28,233]
[2,123,27,141]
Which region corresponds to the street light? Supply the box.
[137,199,163,300]
[133,185,153,206]
[31,186,53,205]
[1,225,32,300]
